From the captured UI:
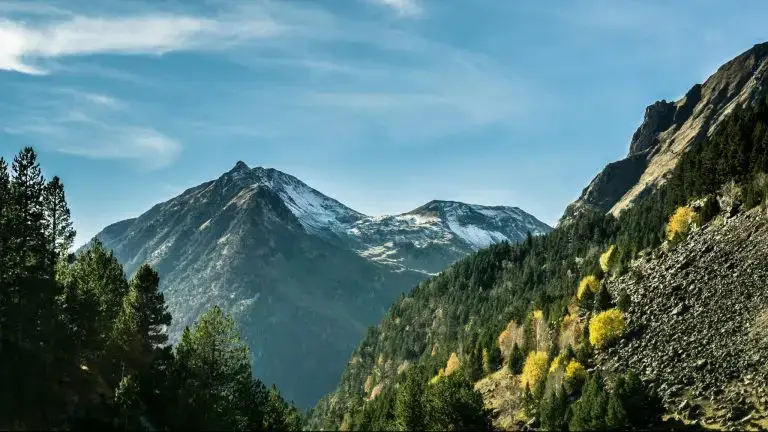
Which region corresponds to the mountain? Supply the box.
[561,42,768,223]
[309,42,768,431]
[89,163,550,408]
[348,200,550,275]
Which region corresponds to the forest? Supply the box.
[0,147,302,430]
[309,91,768,431]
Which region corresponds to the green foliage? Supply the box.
[539,385,569,431]
[569,371,663,431]
[508,343,525,375]
[0,147,302,430]
[395,366,426,431]
[423,373,491,431]
[593,284,614,313]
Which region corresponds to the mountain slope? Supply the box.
[600,206,768,428]
[89,163,550,408]
[309,42,768,431]
[562,42,768,223]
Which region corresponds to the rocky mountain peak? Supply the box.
[561,41,768,224]
[231,160,250,172]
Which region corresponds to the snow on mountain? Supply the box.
[343,200,552,274]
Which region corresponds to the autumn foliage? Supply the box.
[577,275,600,300]
[520,351,549,390]
[666,206,698,242]
[588,309,627,349]
[599,245,617,273]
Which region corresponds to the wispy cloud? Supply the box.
[1,87,181,169]
[368,0,423,17]
[0,9,281,74]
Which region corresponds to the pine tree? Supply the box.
[42,176,75,262]
[69,240,129,362]
[173,305,259,430]
[423,373,491,431]
[395,366,425,431]
[113,264,172,376]
[539,385,568,431]
[508,343,525,374]
[593,284,614,312]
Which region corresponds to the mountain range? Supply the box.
[89,162,551,407]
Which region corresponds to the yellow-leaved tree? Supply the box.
[520,351,549,390]
[599,245,617,273]
[576,275,600,300]
[588,308,627,349]
[666,206,698,242]
[564,359,587,390]
[444,352,461,376]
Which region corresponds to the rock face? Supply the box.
[89,162,550,408]
[562,42,768,223]
[599,207,768,428]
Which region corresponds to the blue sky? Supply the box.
[1,0,767,247]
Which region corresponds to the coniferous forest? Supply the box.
[0,147,302,430]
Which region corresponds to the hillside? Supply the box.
[88,164,550,408]
[309,42,768,431]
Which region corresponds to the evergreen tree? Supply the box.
[69,240,129,363]
[593,284,614,312]
[114,374,144,429]
[539,385,568,431]
[42,176,75,262]
[113,264,172,376]
[508,343,525,374]
[395,366,425,431]
[423,373,491,431]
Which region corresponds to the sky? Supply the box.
[1,0,767,248]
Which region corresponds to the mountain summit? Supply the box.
[562,42,768,223]
[89,164,550,407]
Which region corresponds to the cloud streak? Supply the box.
[369,0,422,17]
[1,87,181,169]
[0,10,280,74]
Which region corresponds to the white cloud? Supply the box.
[57,128,182,170]
[0,11,281,74]
[369,0,422,17]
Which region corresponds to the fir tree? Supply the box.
[113,264,172,376]
[539,385,568,431]
[395,366,425,431]
[42,176,75,262]
[508,343,525,375]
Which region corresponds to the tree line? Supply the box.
[0,147,301,430]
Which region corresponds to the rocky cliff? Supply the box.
[562,42,768,223]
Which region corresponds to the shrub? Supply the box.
[577,275,600,300]
[520,351,549,390]
[588,309,627,349]
[549,353,568,373]
[699,195,721,224]
[564,359,587,391]
[665,206,697,242]
[599,245,617,274]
